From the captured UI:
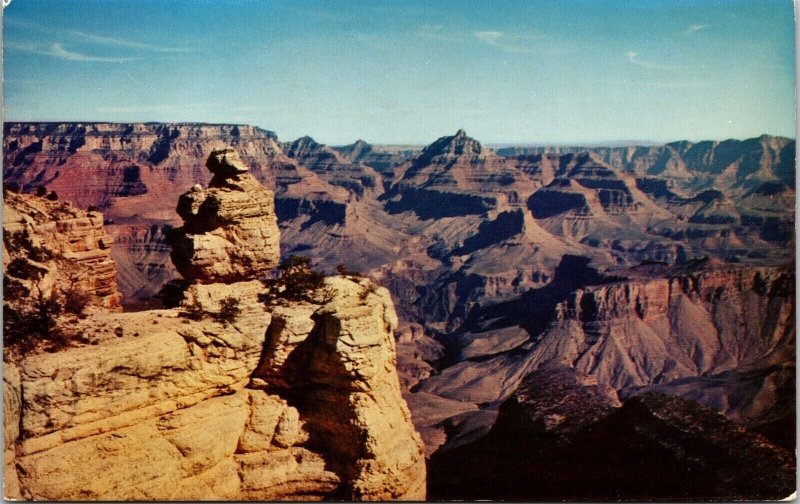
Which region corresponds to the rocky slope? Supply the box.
[428,365,795,500]
[3,150,426,500]
[409,263,795,457]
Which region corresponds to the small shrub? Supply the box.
[3,275,29,299]
[46,191,59,201]
[182,297,205,320]
[3,289,69,354]
[214,296,241,324]
[6,230,50,262]
[6,257,43,280]
[35,186,47,197]
[336,264,361,277]
[31,290,63,338]
[63,285,91,315]
[260,255,332,305]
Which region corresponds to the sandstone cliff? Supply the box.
[3,191,122,309]
[5,276,424,500]
[3,149,425,501]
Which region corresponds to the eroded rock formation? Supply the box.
[3,191,122,309]
[168,148,280,283]
[251,277,426,500]
[3,149,425,500]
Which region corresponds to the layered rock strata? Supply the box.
[6,277,425,500]
[168,148,280,283]
[535,266,795,392]
[3,191,122,308]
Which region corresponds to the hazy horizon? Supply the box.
[4,0,796,145]
[1,119,793,148]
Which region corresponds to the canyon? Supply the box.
[3,122,795,500]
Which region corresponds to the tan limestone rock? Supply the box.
[4,363,22,500]
[6,153,426,500]
[169,148,280,283]
[255,276,427,500]
[10,277,426,500]
[3,191,122,309]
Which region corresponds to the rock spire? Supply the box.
[168,148,280,283]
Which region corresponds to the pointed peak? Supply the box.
[294,135,319,146]
[420,129,484,159]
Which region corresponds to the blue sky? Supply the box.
[3,0,796,144]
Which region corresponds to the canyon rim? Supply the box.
[2,0,797,501]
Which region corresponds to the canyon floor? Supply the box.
[3,123,796,500]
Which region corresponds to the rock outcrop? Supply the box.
[428,370,795,501]
[168,148,280,283]
[6,276,425,500]
[252,277,426,500]
[2,191,122,309]
[3,150,425,500]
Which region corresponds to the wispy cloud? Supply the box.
[684,24,710,35]
[6,42,139,62]
[625,51,686,72]
[50,43,140,62]
[6,18,190,56]
[69,30,191,52]
[474,30,547,54]
[416,24,463,42]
